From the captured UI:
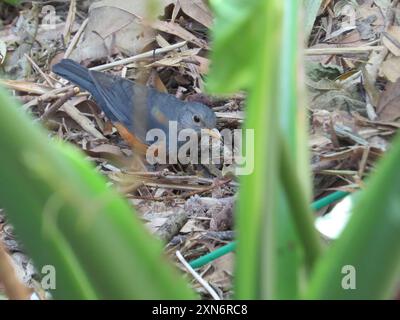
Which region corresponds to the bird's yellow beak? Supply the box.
[202,128,222,140]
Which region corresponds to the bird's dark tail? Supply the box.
[52,59,97,95]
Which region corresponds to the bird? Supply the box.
[52,59,218,155]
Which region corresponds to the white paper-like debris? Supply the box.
[315,196,353,240]
[30,292,40,300]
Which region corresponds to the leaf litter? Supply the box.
[1,0,400,299]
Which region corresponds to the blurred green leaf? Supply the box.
[207,0,270,93]
[306,133,400,299]
[208,0,284,298]
[2,0,20,5]
[0,86,196,299]
[304,0,323,42]
[275,0,312,298]
[208,0,321,299]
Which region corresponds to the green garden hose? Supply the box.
[188,190,350,269]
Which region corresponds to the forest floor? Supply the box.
[1,0,400,299]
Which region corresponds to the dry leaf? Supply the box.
[376,79,400,122]
[382,26,400,56]
[145,48,201,68]
[152,20,210,49]
[0,39,7,65]
[85,144,125,159]
[205,252,234,291]
[179,0,213,28]
[90,0,174,18]
[180,219,206,233]
[70,0,174,62]
[374,0,391,11]
[193,55,210,74]
[145,217,168,234]
[0,79,52,95]
[335,0,384,47]
[380,56,400,82]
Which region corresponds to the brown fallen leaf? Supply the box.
[0,79,52,95]
[332,0,384,48]
[193,55,210,74]
[382,26,400,57]
[152,20,210,49]
[85,144,125,159]
[380,55,400,82]
[145,48,201,68]
[376,78,400,122]
[0,39,6,65]
[178,0,213,29]
[70,0,174,62]
[90,0,174,18]
[204,252,234,294]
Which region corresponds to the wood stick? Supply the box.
[90,41,188,71]
[305,46,385,56]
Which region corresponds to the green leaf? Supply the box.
[0,86,196,299]
[304,0,323,42]
[207,0,320,299]
[275,0,312,298]
[2,0,21,5]
[207,0,271,93]
[306,133,400,299]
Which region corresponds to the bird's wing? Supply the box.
[52,59,106,109]
[89,70,137,128]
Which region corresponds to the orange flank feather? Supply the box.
[114,123,149,155]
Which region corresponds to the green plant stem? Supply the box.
[280,138,322,271]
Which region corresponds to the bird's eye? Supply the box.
[193,115,201,123]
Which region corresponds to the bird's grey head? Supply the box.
[177,102,217,133]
